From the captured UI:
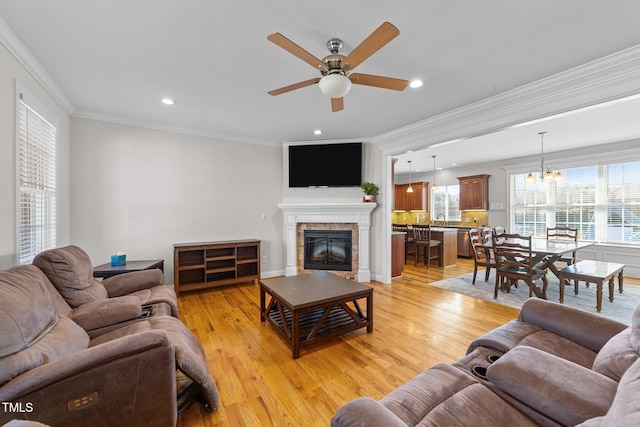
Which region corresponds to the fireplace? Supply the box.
[278,202,376,282]
[304,230,352,271]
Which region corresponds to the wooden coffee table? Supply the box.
[259,272,373,359]
[558,260,625,312]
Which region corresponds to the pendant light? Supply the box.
[431,155,437,191]
[525,132,564,183]
[406,160,414,193]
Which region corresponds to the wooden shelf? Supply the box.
[174,239,260,296]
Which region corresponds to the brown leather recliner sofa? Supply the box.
[0,262,218,426]
[332,299,640,426]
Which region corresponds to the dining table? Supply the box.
[529,238,594,277]
[485,237,595,298]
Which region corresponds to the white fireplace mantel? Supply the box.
[278,202,376,282]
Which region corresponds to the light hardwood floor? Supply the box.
[176,258,638,427]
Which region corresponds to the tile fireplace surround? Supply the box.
[278,203,376,282]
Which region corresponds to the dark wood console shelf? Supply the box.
[173,239,260,296]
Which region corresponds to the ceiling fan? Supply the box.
[267,22,409,112]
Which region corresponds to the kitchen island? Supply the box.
[394,225,460,267]
[430,227,458,267]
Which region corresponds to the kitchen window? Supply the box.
[511,160,640,244]
[16,86,58,264]
[432,184,461,222]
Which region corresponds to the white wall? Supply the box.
[71,118,284,282]
[0,43,71,269]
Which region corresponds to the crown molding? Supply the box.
[3,10,639,150]
[0,16,74,114]
[375,44,640,156]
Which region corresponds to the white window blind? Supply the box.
[607,161,640,242]
[17,94,57,264]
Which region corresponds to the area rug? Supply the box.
[428,271,640,325]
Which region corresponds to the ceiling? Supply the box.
[393,94,640,175]
[1,0,640,172]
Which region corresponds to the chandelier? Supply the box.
[525,131,564,183]
[406,160,414,193]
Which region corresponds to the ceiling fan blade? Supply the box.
[331,97,344,112]
[349,73,409,91]
[267,33,328,72]
[268,78,320,96]
[342,22,399,71]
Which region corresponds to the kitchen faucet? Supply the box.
[435,214,447,225]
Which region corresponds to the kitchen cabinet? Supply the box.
[394,183,409,210]
[394,182,429,211]
[458,174,490,210]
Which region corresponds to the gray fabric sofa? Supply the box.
[332,299,640,426]
[0,263,218,426]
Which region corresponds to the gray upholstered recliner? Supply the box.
[33,245,179,320]
[0,265,218,426]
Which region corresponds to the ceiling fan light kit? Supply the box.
[267,22,409,112]
[318,74,352,98]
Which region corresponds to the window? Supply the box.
[16,89,58,264]
[511,160,640,244]
[432,184,461,222]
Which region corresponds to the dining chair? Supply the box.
[480,227,493,244]
[493,226,506,236]
[392,223,414,263]
[492,232,548,299]
[413,224,442,269]
[469,228,496,284]
[547,226,578,265]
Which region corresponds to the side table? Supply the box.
[93,259,164,279]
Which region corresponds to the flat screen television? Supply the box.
[288,142,362,187]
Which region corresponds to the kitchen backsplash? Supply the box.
[391,211,429,224]
[391,210,489,227]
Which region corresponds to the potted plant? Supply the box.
[360,182,379,202]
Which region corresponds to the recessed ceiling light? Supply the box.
[409,79,423,89]
[161,98,176,105]
[313,129,322,135]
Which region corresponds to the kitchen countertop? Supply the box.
[431,224,481,229]
[398,224,481,230]
[430,227,459,232]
